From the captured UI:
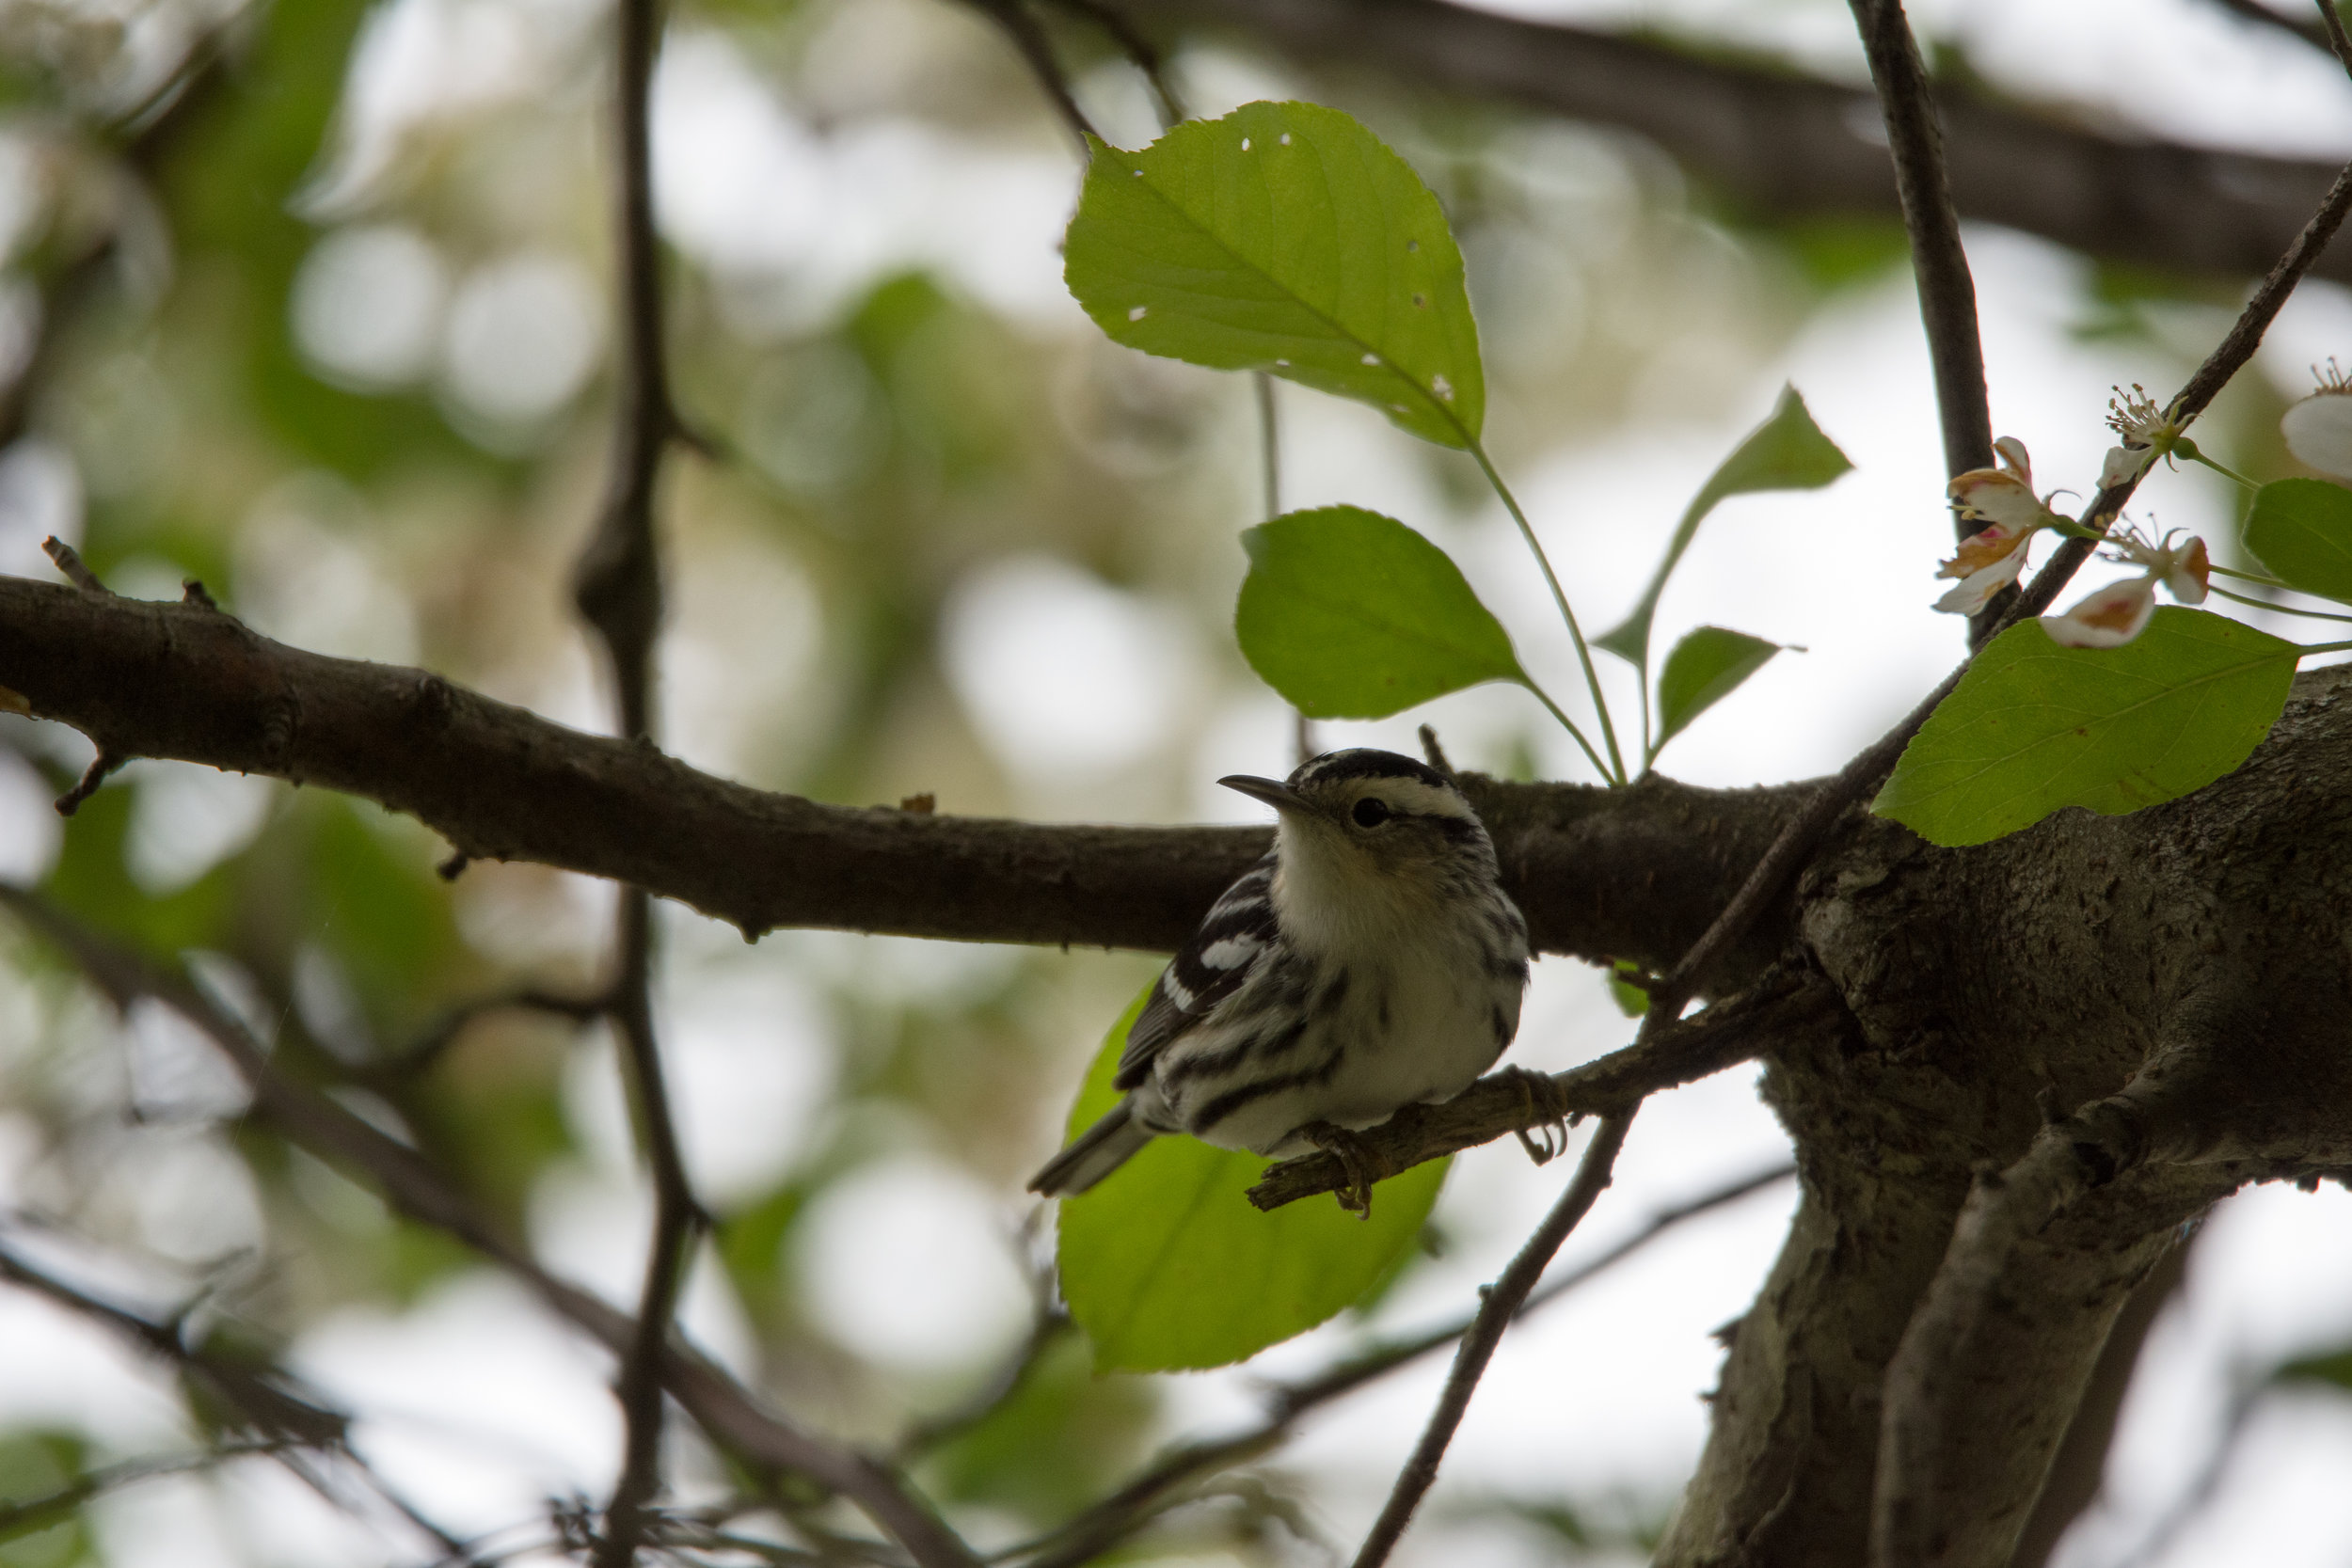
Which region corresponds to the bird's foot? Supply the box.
[1297,1121,1379,1219]
[1493,1065,1576,1165]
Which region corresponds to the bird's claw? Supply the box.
[1494,1065,1575,1165]
[1299,1121,1379,1219]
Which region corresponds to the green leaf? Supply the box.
[2274,1346,2352,1391]
[1056,986,1448,1372]
[1236,506,1526,719]
[1596,386,1851,671]
[1607,959,1651,1018]
[1064,102,1484,449]
[1874,608,2297,847]
[1652,626,1783,758]
[2245,477,2352,605]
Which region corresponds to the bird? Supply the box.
[1027,747,1532,1205]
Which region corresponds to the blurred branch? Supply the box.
[0,884,981,1568]
[573,1,707,1560]
[0,1441,288,1543]
[0,1232,481,1561]
[1042,0,1186,126]
[897,1310,1073,1462]
[1009,1155,1787,1567]
[964,0,1103,150]
[0,30,230,451]
[1349,1113,1634,1568]
[0,1236,348,1451]
[2204,0,2335,51]
[1107,0,2352,286]
[372,985,607,1080]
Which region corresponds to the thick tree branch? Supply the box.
[0,573,1809,968]
[2008,1234,2194,1568]
[1868,1069,2242,1568]
[1114,0,2352,287]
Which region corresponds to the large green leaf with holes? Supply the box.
[1054,985,1446,1372]
[1064,101,1484,448]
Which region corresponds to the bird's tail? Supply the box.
[1028,1097,1155,1196]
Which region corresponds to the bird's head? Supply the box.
[1219,749,1498,929]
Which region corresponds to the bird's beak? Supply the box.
[1218,774,1307,815]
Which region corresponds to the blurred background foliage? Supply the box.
[0,0,2347,1562]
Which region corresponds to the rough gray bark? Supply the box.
[1658,661,2352,1566]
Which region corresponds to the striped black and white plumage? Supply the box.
[1028,748,1531,1196]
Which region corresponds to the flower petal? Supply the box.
[2099,442,2154,492]
[2042,578,2155,648]
[1948,468,2049,533]
[2163,536,2210,605]
[2282,391,2352,480]
[1933,548,2029,615]
[1938,521,2029,579]
[1992,436,2033,485]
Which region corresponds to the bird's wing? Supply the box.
[1115,852,1279,1089]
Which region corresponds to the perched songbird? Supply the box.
[1028,748,1531,1199]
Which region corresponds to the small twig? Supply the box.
[1248,964,1832,1210]
[0,1441,293,1541]
[1416,724,1454,778]
[370,985,606,1080]
[52,747,125,817]
[1006,1161,1787,1567]
[2205,0,2335,52]
[2318,0,2352,68]
[1845,0,1993,493]
[1621,140,2352,1055]
[1348,1113,1636,1568]
[573,0,708,1559]
[964,0,1102,151]
[596,888,708,1567]
[41,537,107,594]
[1042,0,1186,125]
[897,1309,1073,1460]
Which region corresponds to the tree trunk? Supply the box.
[1658,661,2352,1565]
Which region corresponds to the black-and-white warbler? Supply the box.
[1029,748,1531,1198]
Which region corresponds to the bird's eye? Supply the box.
[1352,798,1391,829]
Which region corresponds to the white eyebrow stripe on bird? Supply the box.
[1362,777,1476,820]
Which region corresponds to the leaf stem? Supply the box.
[2293,638,2352,655]
[2209,583,2352,624]
[1467,440,1628,784]
[1521,679,1613,782]
[2179,443,2257,488]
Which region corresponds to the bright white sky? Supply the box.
[5,0,2352,1563]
